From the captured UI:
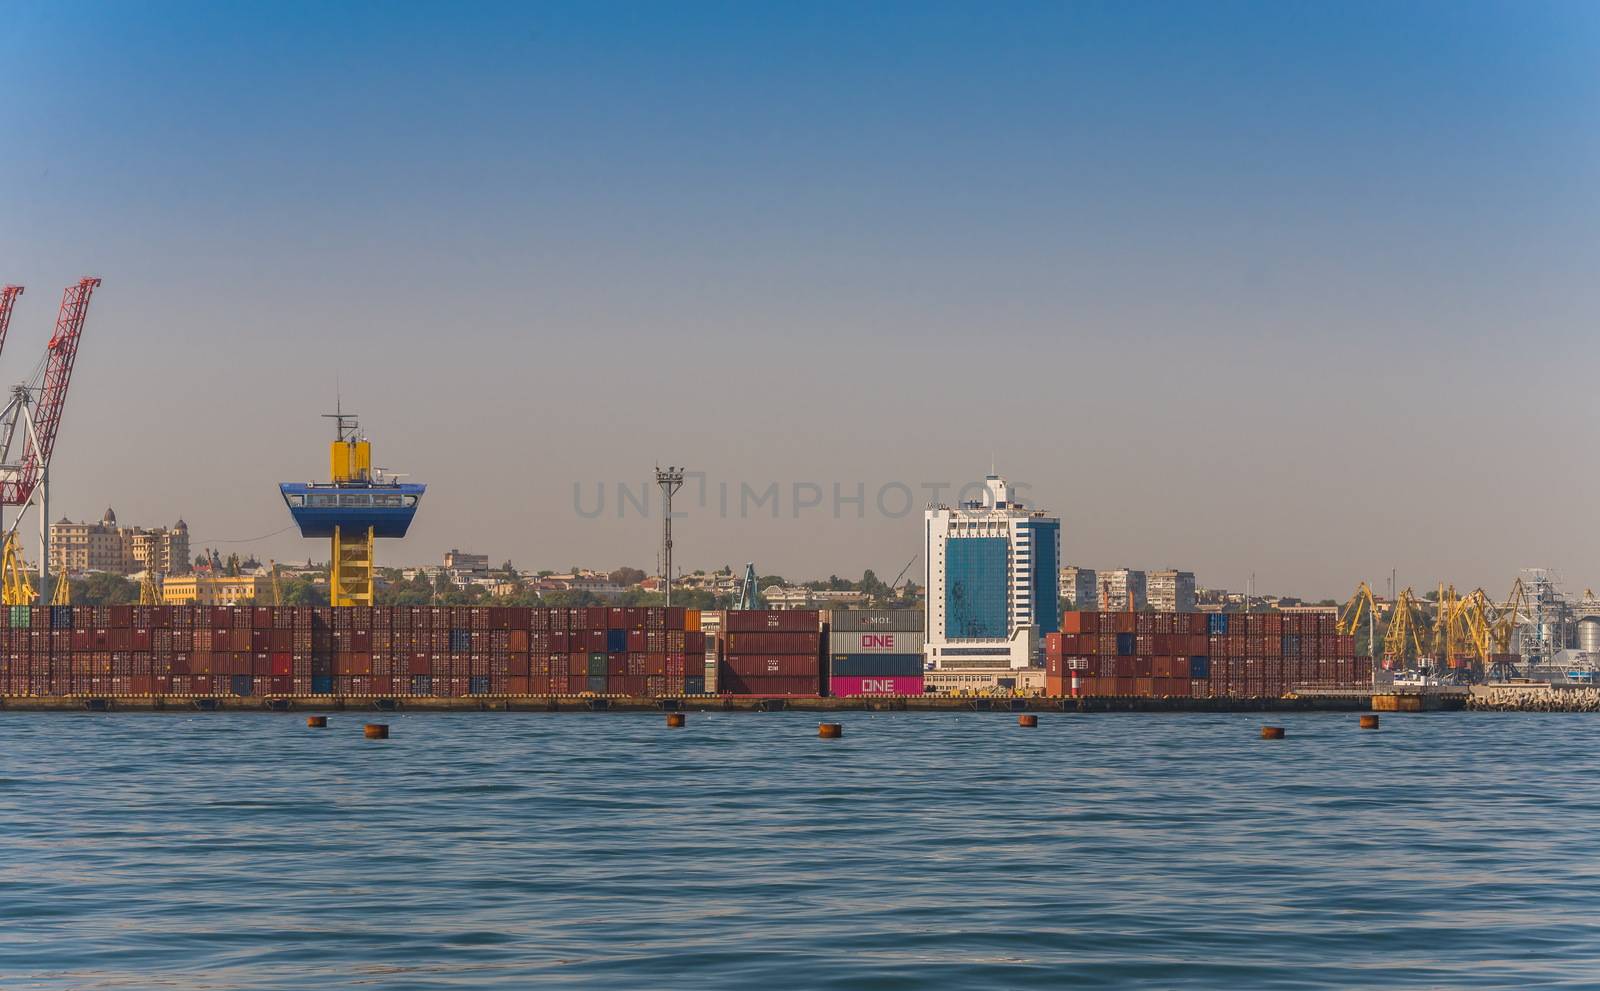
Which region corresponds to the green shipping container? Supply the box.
[587,652,607,676]
[10,605,29,628]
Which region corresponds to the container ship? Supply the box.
[0,604,1369,701]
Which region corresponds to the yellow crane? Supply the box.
[1429,584,1491,676]
[270,559,282,607]
[1453,588,1494,671]
[1382,587,1427,670]
[1479,577,1530,681]
[139,561,162,606]
[1337,581,1380,657]
[51,568,71,605]
[0,530,34,606]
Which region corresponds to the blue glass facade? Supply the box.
[945,537,1010,639]
[1025,519,1060,634]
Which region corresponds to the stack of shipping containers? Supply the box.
[1044,611,1369,697]
[0,604,709,698]
[718,609,823,696]
[827,609,925,695]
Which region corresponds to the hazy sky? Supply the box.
[3,1,1598,600]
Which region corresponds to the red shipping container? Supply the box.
[723,610,819,633]
[725,632,820,654]
[722,654,819,678]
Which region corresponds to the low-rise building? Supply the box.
[444,549,490,574]
[922,666,1045,696]
[761,586,871,610]
[163,573,272,605]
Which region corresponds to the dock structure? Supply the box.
[0,692,1390,714]
[1468,683,1600,712]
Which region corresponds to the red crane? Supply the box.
[0,277,101,506]
[0,285,21,360]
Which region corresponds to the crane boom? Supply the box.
[0,285,21,360]
[1,277,100,506]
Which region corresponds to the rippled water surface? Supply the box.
[3,711,1600,989]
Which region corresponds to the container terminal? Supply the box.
[0,274,1576,713]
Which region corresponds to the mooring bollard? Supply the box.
[307,715,327,728]
[364,723,389,739]
[819,722,842,739]
[1261,725,1285,739]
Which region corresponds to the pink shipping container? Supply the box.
[830,675,925,696]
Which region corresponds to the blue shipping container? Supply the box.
[1116,633,1135,656]
[311,675,334,694]
[411,675,433,696]
[1189,656,1210,679]
[469,675,491,694]
[1207,614,1230,635]
[830,654,923,677]
[586,675,607,693]
[51,605,73,629]
[230,675,253,696]
[449,628,471,652]
[606,628,627,653]
[684,677,706,694]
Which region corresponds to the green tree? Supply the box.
[71,573,139,605]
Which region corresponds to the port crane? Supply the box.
[0,278,101,605]
[733,563,759,610]
[1382,587,1427,670]
[1337,581,1380,658]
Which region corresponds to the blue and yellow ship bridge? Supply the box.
[280,409,424,606]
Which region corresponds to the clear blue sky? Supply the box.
[2,1,1597,598]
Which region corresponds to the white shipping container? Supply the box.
[828,629,927,655]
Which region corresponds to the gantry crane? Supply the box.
[0,278,100,605]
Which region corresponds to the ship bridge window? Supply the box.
[285,494,304,507]
[404,494,419,507]
[339,493,372,507]
[308,494,339,508]
[372,493,403,507]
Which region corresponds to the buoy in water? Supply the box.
[1018,714,1038,728]
[1261,725,1285,739]
[819,722,843,739]
[666,712,685,727]
[1360,714,1379,730]
[364,723,389,739]
[307,715,327,728]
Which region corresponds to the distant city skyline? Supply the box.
[4,2,1598,601]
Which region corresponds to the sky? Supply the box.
[2,1,1598,601]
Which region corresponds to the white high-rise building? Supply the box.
[924,474,1060,670]
[1098,569,1146,611]
[1060,566,1098,610]
[1148,569,1196,612]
